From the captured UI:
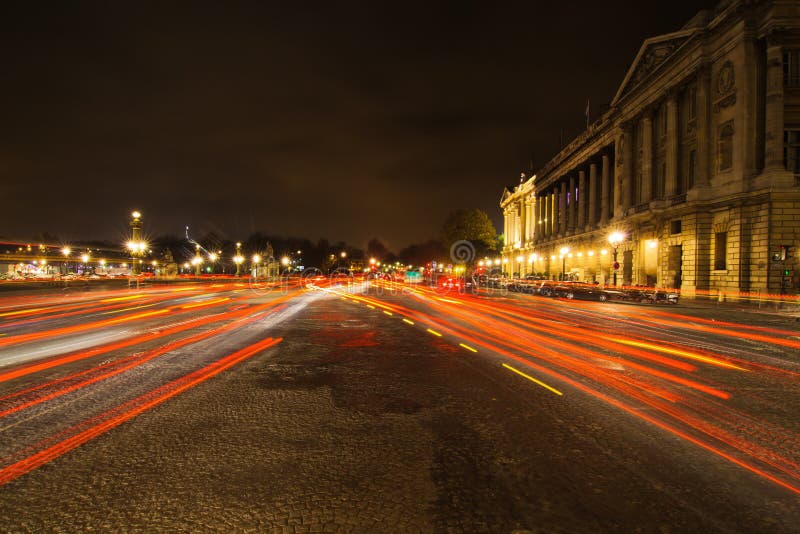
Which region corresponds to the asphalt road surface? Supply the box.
[0,278,798,532]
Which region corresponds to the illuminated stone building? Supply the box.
[501,0,800,297]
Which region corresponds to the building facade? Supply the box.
[501,0,800,297]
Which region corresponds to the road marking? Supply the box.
[427,328,442,337]
[402,318,415,325]
[502,363,563,396]
[459,343,477,353]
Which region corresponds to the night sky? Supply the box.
[1,1,711,251]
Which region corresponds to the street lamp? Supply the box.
[608,231,624,287]
[234,242,243,276]
[62,247,71,275]
[559,246,570,281]
[129,211,144,275]
[193,244,203,276]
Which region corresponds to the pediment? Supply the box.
[500,186,514,204]
[611,29,698,106]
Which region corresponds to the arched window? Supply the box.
[719,122,734,171]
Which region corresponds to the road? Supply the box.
[0,278,798,532]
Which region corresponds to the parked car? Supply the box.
[618,286,680,304]
[552,283,611,302]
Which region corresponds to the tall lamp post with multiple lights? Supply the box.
[233,242,244,276]
[559,246,569,281]
[128,211,147,275]
[608,231,624,287]
[62,247,71,275]
[192,244,203,276]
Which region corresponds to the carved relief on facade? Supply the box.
[713,60,736,113]
[630,41,681,87]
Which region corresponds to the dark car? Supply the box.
[552,283,610,302]
[438,276,475,293]
[619,287,680,304]
[534,280,559,297]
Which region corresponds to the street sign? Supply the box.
[613,261,620,270]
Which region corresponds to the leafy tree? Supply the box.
[366,238,390,260]
[397,240,447,266]
[440,209,497,261]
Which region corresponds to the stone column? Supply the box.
[503,210,509,244]
[560,181,568,236]
[550,189,558,238]
[568,175,576,234]
[641,113,653,203]
[588,163,598,231]
[620,125,633,214]
[577,170,586,229]
[601,154,610,224]
[539,195,545,241]
[665,93,679,196]
[765,42,785,171]
[695,65,712,187]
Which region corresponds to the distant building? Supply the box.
[501,0,800,297]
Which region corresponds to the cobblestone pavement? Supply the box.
[0,283,799,532]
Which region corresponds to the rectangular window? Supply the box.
[670,220,682,234]
[688,149,696,188]
[784,50,800,87]
[784,130,800,173]
[714,232,727,270]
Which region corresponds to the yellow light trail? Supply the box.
[100,295,146,303]
[403,318,415,325]
[181,297,230,310]
[427,328,442,337]
[100,304,159,315]
[0,308,47,318]
[459,343,477,353]
[366,304,375,309]
[607,337,748,371]
[503,363,563,396]
[383,311,393,316]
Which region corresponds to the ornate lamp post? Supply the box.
[234,242,243,276]
[559,246,569,281]
[128,211,146,275]
[193,244,203,276]
[608,232,624,287]
[62,246,71,275]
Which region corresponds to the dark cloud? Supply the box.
[0,1,712,249]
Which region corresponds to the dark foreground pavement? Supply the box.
[2,288,799,533]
